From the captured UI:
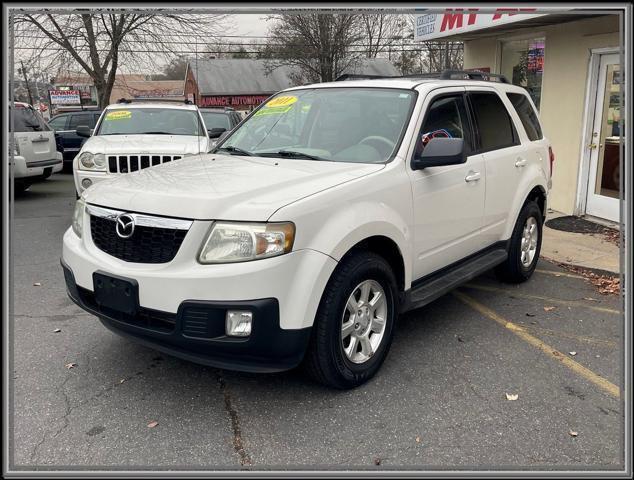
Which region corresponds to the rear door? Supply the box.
[13,105,57,164]
[466,88,529,246]
[408,87,486,279]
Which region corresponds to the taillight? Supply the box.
[548,146,555,177]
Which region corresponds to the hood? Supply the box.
[82,134,208,155]
[83,154,384,221]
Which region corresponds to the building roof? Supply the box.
[188,58,401,96]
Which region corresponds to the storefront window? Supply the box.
[500,37,545,110]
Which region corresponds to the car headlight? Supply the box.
[72,198,85,238]
[198,222,295,264]
[78,152,106,170]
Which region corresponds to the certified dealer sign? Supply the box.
[414,8,546,41]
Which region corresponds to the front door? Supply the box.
[586,53,622,222]
[408,88,486,280]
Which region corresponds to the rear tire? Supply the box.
[495,200,543,283]
[304,251,398,389]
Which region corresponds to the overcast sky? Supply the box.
[232,14,274,37]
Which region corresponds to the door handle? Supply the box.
[465,171,481,182]
[515,158,527,167]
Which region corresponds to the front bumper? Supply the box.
[62,259,312,372]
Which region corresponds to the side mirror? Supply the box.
[412,137,466,170]
[76,125,92,138]
[207,127,227,139]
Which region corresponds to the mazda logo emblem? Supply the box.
[115,213,135,239]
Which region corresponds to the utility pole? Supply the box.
[20,60,34,105]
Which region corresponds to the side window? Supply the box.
[507,92,543,141]
[415,94,471,159]
[69,114,94,129]
[48,116,67,131]
[469,92,519,152]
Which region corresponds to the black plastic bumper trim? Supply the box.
[61,259,312,373]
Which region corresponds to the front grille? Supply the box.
[107,154,182,173]
[90,215,188,263]
[76,286,176,333]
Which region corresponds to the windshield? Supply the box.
[201,111,231,130]
[96,108,204,136]
[216,88,416,163]
[12,105,51,133]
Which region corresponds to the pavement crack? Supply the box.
[216,372,252,467]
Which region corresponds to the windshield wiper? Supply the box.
[215,145,253,156]
[273,150,328,161]
[139,131,173,135]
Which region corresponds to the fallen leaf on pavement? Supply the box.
[569,351,577,356]
[543,306,556,312]
[525,312,536,317]
[119,379,125,384]
[415,436,421,443]
[374,457,381,465]
[505,393,519,401]
[33,282,41,286]
[147,420,159,428]
[569,430,578,437]
[583,297,598,301]
[64,363,76,369]
[53,328,61,333]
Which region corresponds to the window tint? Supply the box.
[469,92,518,152]
[201,112,231,130]
[48,115,67,130]
[69,114,96,129]
[507,92,543,141]
[12,106,51,133]
[416,94,471,158]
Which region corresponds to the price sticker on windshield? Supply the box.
[265,96,298,108]
[105,110,132,121]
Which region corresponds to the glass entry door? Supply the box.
[586,53,622,222]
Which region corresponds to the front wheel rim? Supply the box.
[341,280,388,364]
[520,216,539,268]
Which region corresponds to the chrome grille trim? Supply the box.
[86,204,193,230]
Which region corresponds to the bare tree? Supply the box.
[264,13,364,83]
[359,13,408,59]
[13,11,230,108]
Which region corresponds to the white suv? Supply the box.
[11,102,63,193]
[62,73,553,389]
[73,101,211,195]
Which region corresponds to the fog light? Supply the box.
[226,310,252,337]
[81,178,93,189]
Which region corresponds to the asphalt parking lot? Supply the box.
[10,174,624,471]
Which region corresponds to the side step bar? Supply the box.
[402,249,508,313]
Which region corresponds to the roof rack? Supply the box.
[115,98,193,105]
[334,70,509,84]
[439,70,509,83]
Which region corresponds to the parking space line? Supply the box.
[453,290,620,399]
[463,283,620,315]
[521,324,618,348]
[535,269,584,280]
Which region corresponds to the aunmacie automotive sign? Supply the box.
[49,89,81,105]
[414,8,546,41]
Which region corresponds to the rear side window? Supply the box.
[48,115,67,130]
[12,106,51,133]
[469,92,518,152]
[507,93,543,141]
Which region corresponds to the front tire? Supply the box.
[495,200,543,283]
[304,251,398,389]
